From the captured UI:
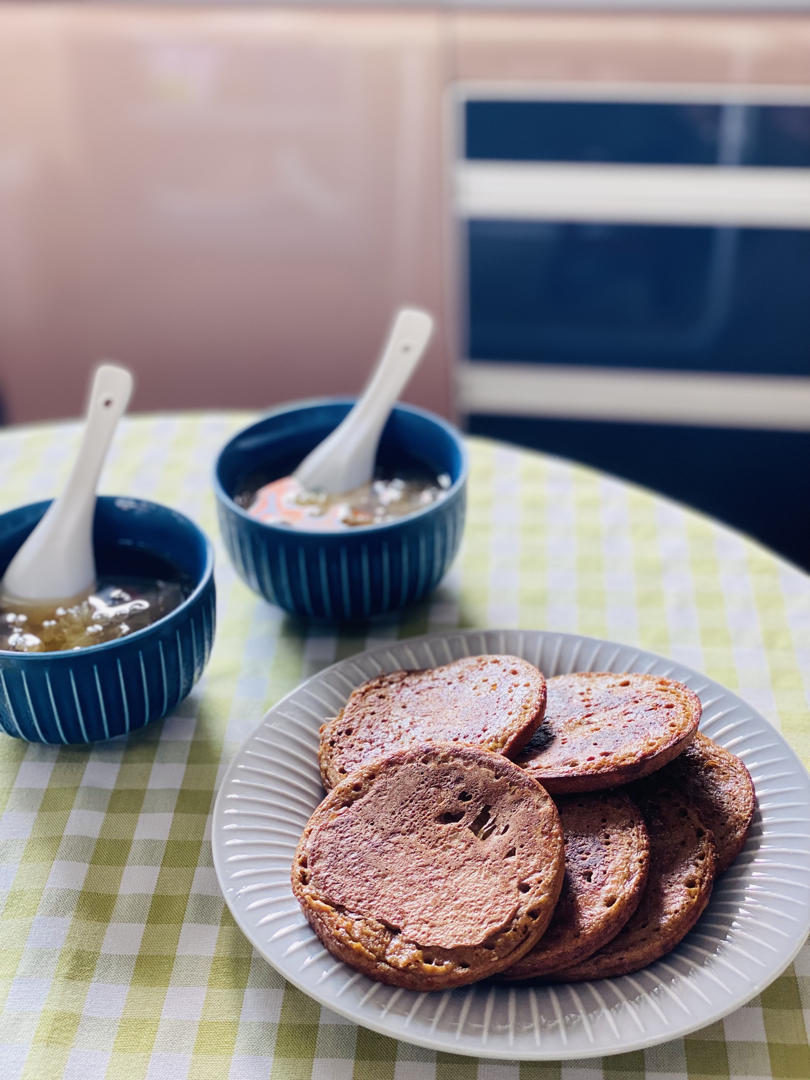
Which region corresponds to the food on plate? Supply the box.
[293,655,754,989]
[552,782,717,981]
[502,790,649,979]
[318,655,546,790]
[658,731,755,873]
[291,743,564,989]
[517,672,701,794]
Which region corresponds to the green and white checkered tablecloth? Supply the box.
[0,412,808,1080]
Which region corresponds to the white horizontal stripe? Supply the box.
[459,363,810,430]
[457,162,810,228]
[457,81,810,106]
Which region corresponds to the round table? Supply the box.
[0,413,808,1080]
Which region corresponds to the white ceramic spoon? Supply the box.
[2,363,134,602]
[294,307,434,495]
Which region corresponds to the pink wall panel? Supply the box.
[452,12,810,84]
[0,7,454,423]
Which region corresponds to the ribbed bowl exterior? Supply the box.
[214,400,468,622]
[217,485,465,620]
[0,498,216,744]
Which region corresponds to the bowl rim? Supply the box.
[0,495,215,662]
[213,397,469,538]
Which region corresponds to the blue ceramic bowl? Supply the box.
[214,399,468,621]
[0,497,216,744]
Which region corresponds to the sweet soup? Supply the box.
[0,549,191,653]
[237,465,450,531]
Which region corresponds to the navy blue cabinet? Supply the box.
[457,91,810,567]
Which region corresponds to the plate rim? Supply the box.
[212,628,810,1061]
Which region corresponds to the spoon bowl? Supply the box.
[1,364,133,602]
[293,308,433,495]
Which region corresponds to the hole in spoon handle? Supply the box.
[90,363,135,418]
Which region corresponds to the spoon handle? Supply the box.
[2,364,133,601]
[350,308,434,424]
[53,364,134,521]
[295,308,434,494]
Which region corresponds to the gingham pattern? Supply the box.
[0,413,808,1080]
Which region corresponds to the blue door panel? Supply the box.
[465,101,810,168]
[468,221,810,376]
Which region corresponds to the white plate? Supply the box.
[212,629,810,1060]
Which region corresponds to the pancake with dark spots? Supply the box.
[502,791,650,979]
[552,783,716,981]
[658,731,755,873]
[318,655,546,791]
[517,673,701,794]
[292,743,565,990]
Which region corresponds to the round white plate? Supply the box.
[212,629,810,1060]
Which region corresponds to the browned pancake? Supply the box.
[292,743,565,990]
[502,791,649,979]
[318,655,546,791]
[517,672,701,794]
[553,783,716,981]
[659,731,755,873]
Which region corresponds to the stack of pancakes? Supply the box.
[292,655,755,990]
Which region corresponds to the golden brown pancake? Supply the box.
[502,791,649,979]
[658,731,755,873]
[292,743,565,990]
[553,783,716,981]
[518,672,701,794]
[318,655,546,790]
